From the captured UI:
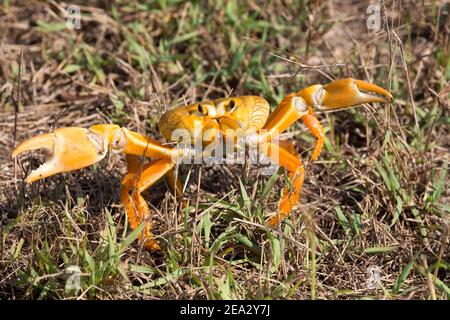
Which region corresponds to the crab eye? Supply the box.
[226,100,236,113]
[198,104,208,115]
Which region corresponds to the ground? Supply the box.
[0,0,449,299]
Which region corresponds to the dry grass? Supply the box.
[0,0,449,299]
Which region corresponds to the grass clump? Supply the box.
[0,0,449,299]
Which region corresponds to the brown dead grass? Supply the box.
[0,0,449,299]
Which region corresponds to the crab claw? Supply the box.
[309,78,393,111]
[12,127,108,183]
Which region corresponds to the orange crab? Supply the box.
[12,78,392,250]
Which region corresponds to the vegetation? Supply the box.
[0,0,449,299]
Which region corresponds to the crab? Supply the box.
[12,78,392,250]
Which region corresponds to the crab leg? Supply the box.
[264,140,304,226]
[12,124,182,183]
[120,155,176,250]
[257,78,392,224]
[12,124,186,250]
[301,113,325,161]
[262,78,393,161]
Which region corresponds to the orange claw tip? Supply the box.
[353,79,393,102]
[12,133,55,158]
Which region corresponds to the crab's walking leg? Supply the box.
[264,140,304,226]
[121,155,175,250]
[301,113,325,161]
[262,94,325,161]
